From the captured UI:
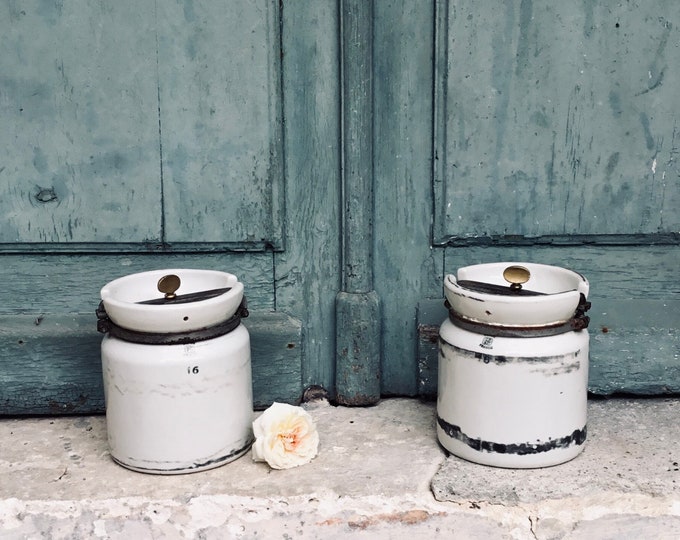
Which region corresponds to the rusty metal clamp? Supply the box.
[96,297,249,345]
[446,293,591,338]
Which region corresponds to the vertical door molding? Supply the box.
[373,0,440,396]
[276,0,342,398]
[335,0,381,405]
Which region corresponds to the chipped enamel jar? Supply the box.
[437,262,591,468]
[97,269,253,474]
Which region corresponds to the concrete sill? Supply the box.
[1,398,679,539]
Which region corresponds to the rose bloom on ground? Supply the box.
[252,402,320,469]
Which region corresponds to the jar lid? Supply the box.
[100,269,244,334]
[444,262,589,327]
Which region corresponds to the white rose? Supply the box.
[252,402,319,469]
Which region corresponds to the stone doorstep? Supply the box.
[0,398,679,539]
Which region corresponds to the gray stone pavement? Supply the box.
[0,398,679,539]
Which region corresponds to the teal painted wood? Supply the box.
[0,1,284,250]
[335,291,381,405]
[0,254,276,313]
[275,0,342,395]
[588,298,680,395]
[416,299,447,399]
[157,0,285,247]
[0,0,306,414]
[0,315,102,415]
[433,0,680,242]
[2,0,677,413]
[406,1,680,400]
[246,313,302,408]
[0,0,162,243]
[0,252,305,414]
[339,0,374,294]
[0,311,302,415]
[416,245,680,396]
[373,0,444,396]
[335,0,381,405]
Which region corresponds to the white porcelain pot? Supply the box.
[437,262,590,468]
[98,269,253,474]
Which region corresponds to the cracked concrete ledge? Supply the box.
[1,398,679,539]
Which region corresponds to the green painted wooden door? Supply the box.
[373,0,679,398]
[0,0,341,414]
[2,1,679,415]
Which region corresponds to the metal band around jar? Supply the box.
[95,298,249,345]
[446,294,590,338]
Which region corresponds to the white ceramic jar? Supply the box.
[437,262,591,468]
[97,269,253,474]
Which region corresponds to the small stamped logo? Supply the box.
[480,336,494,349]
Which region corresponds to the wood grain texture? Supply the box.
[1,1,677,412]
[340,0,375,294]
[274,0,342,395]
[0,0,162,243]
[0,254,275,314]
[335,291,381,405]
[433,0,680,241]
[0,311,302,415]
[157,0,284,246]
[373,0,444,395]
[416,300,447,400]
[0,0,303,413]
[0,1,285,249]
[333,0,382,404]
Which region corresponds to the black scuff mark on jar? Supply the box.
[437,415,587,455]
[530,361,581,376]
[441,338,583,365]
[115,438,254,473]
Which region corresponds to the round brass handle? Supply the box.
[157,274,181,299]
[503,265,530,290]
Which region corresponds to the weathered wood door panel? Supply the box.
[375,0,679,397]
[1,1,161,244]
[374,0,442,396]
[2,0,678,414]
[433,0,679,242]
[0,0,283,250]
[0,0,341,414]
[157,0,284,247]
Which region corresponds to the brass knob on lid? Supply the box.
[157,274,181,299]
[503,265,530,290]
